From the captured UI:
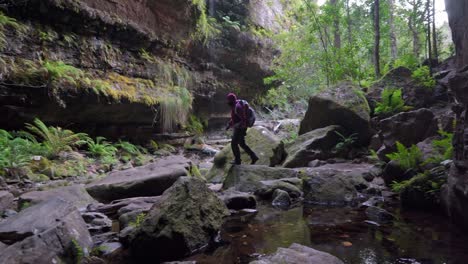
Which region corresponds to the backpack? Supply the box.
[236,99,256,127]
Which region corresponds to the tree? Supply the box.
[389,0,398,60]
[330,0,341,49]
[431,0,438,61]
[373,0,381,77]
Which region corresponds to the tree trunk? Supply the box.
[432,0,438,61]
[389,0,398,60]
[330,0,341,49]
[409,0,421,58]
[426,0,432,72]
[373,0,381,78]
[346,0,352,45]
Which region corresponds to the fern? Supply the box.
[374,88,405,115]
[386,142,422,170]
[116,140,141,156]
[412,66,436,89]
[26,118,90,158]
[87,137,118,158]
[425,130,453,164]
[333,131,358,153]
[129,213,146,227]
[42,60,84,85]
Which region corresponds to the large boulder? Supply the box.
[378,108,438,158]
[86,156,190,202]
[207,126,286,183]
[443,165,468,230]
[19,185,95,210]
[126,177,229,262]
[223,165,298,193]
[283,126,342,168]
[0,198,93,263]
[300,163,381,206]
[299,82,372,145]
[250,243,344,264]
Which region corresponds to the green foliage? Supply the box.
[333,132,358,153]
[412,66,436,89]
[386,142,422,170]
[70,238,84,264]
[186,115,205,135]
[221,16,242,31]
[0,12,24,50]
[159,86,193,132]
[391,170,446,200]
[392,54,420,71]
[39,30,57,42]
[260,86,291,111]
[87,137,118,158]
[425,130,453,164]
[129,213,146,228]
[139,48,156,63]
[188,165,203,179]
[26,118,90,158]
[374,88,406,115]
[42,60,84,85]
[191,0,220,44]
[116,140,142,156]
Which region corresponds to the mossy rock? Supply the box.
[299,82,372,145]
[207,126,286,183]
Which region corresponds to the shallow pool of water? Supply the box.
[187,204,468,264]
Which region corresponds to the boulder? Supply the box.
[82,212,112,235]
[271,189,291,208]
[126,177,229,262]
[255,178,303,199]
[0,191,14,215]
[300,163,381,206]
[223,165,298,193]
[299,82,372,145]
[283,126,342,168]
[365,206,395,224]
[89,196,162,219]
[382,160,413,185]
[250,243,344,264]
[218,189,257,210]
[207,126,286,183]
[19,185,95,210]
[378,108,438,154]
[86,156,190,202]
[0,198,93,263]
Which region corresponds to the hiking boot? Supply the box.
[251,155,259,165]
[230,160,241,165]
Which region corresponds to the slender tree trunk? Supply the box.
[389,0,398,60]
[426,0,432,73]
[432,0,438,61]
[373,0,381,78]
[409,0,421,58]
[330,0,341,49]
[346,0,352,45]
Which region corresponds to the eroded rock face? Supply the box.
[0,0,284,138]
[208,126,286,183]
[299,82,372,145]
[126,177,229,262]
[86,156,190,202]
[250,243,344,264]
[0,198,93,263]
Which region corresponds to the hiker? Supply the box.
[226,93,259,165]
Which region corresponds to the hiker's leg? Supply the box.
[238,128,258,162]
[231,128,242,164]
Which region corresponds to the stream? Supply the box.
[187,202,468,264]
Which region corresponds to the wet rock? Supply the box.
[250,243,344,264]
[0,198,93,263]
[365,206,394,224]
[126,177,229,262]
[383,160,410,185]
[300,163,380,206]
[0,191,14,215]
[82,212,112,235]
[308,159,325,168]
[207,126,286,183]
[97,241,122,256]
[19,185,95,210]
[86,156,190,202]
[219,189,257,210]
[272,189,291,208]
[1,209,17,218]
[299,82,372,145]
[223,165,298,193]
[360,196,385,208]
[89,196,161,219]
[283,126,342,168]
[378,108,438,157]
[255,178,303,199]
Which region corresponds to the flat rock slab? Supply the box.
[89,196,162,219]
[0,198,93,263]
[86,156,191,202]
[250,243,344,264]
[223,165,298,193]
[19,185,95,210]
